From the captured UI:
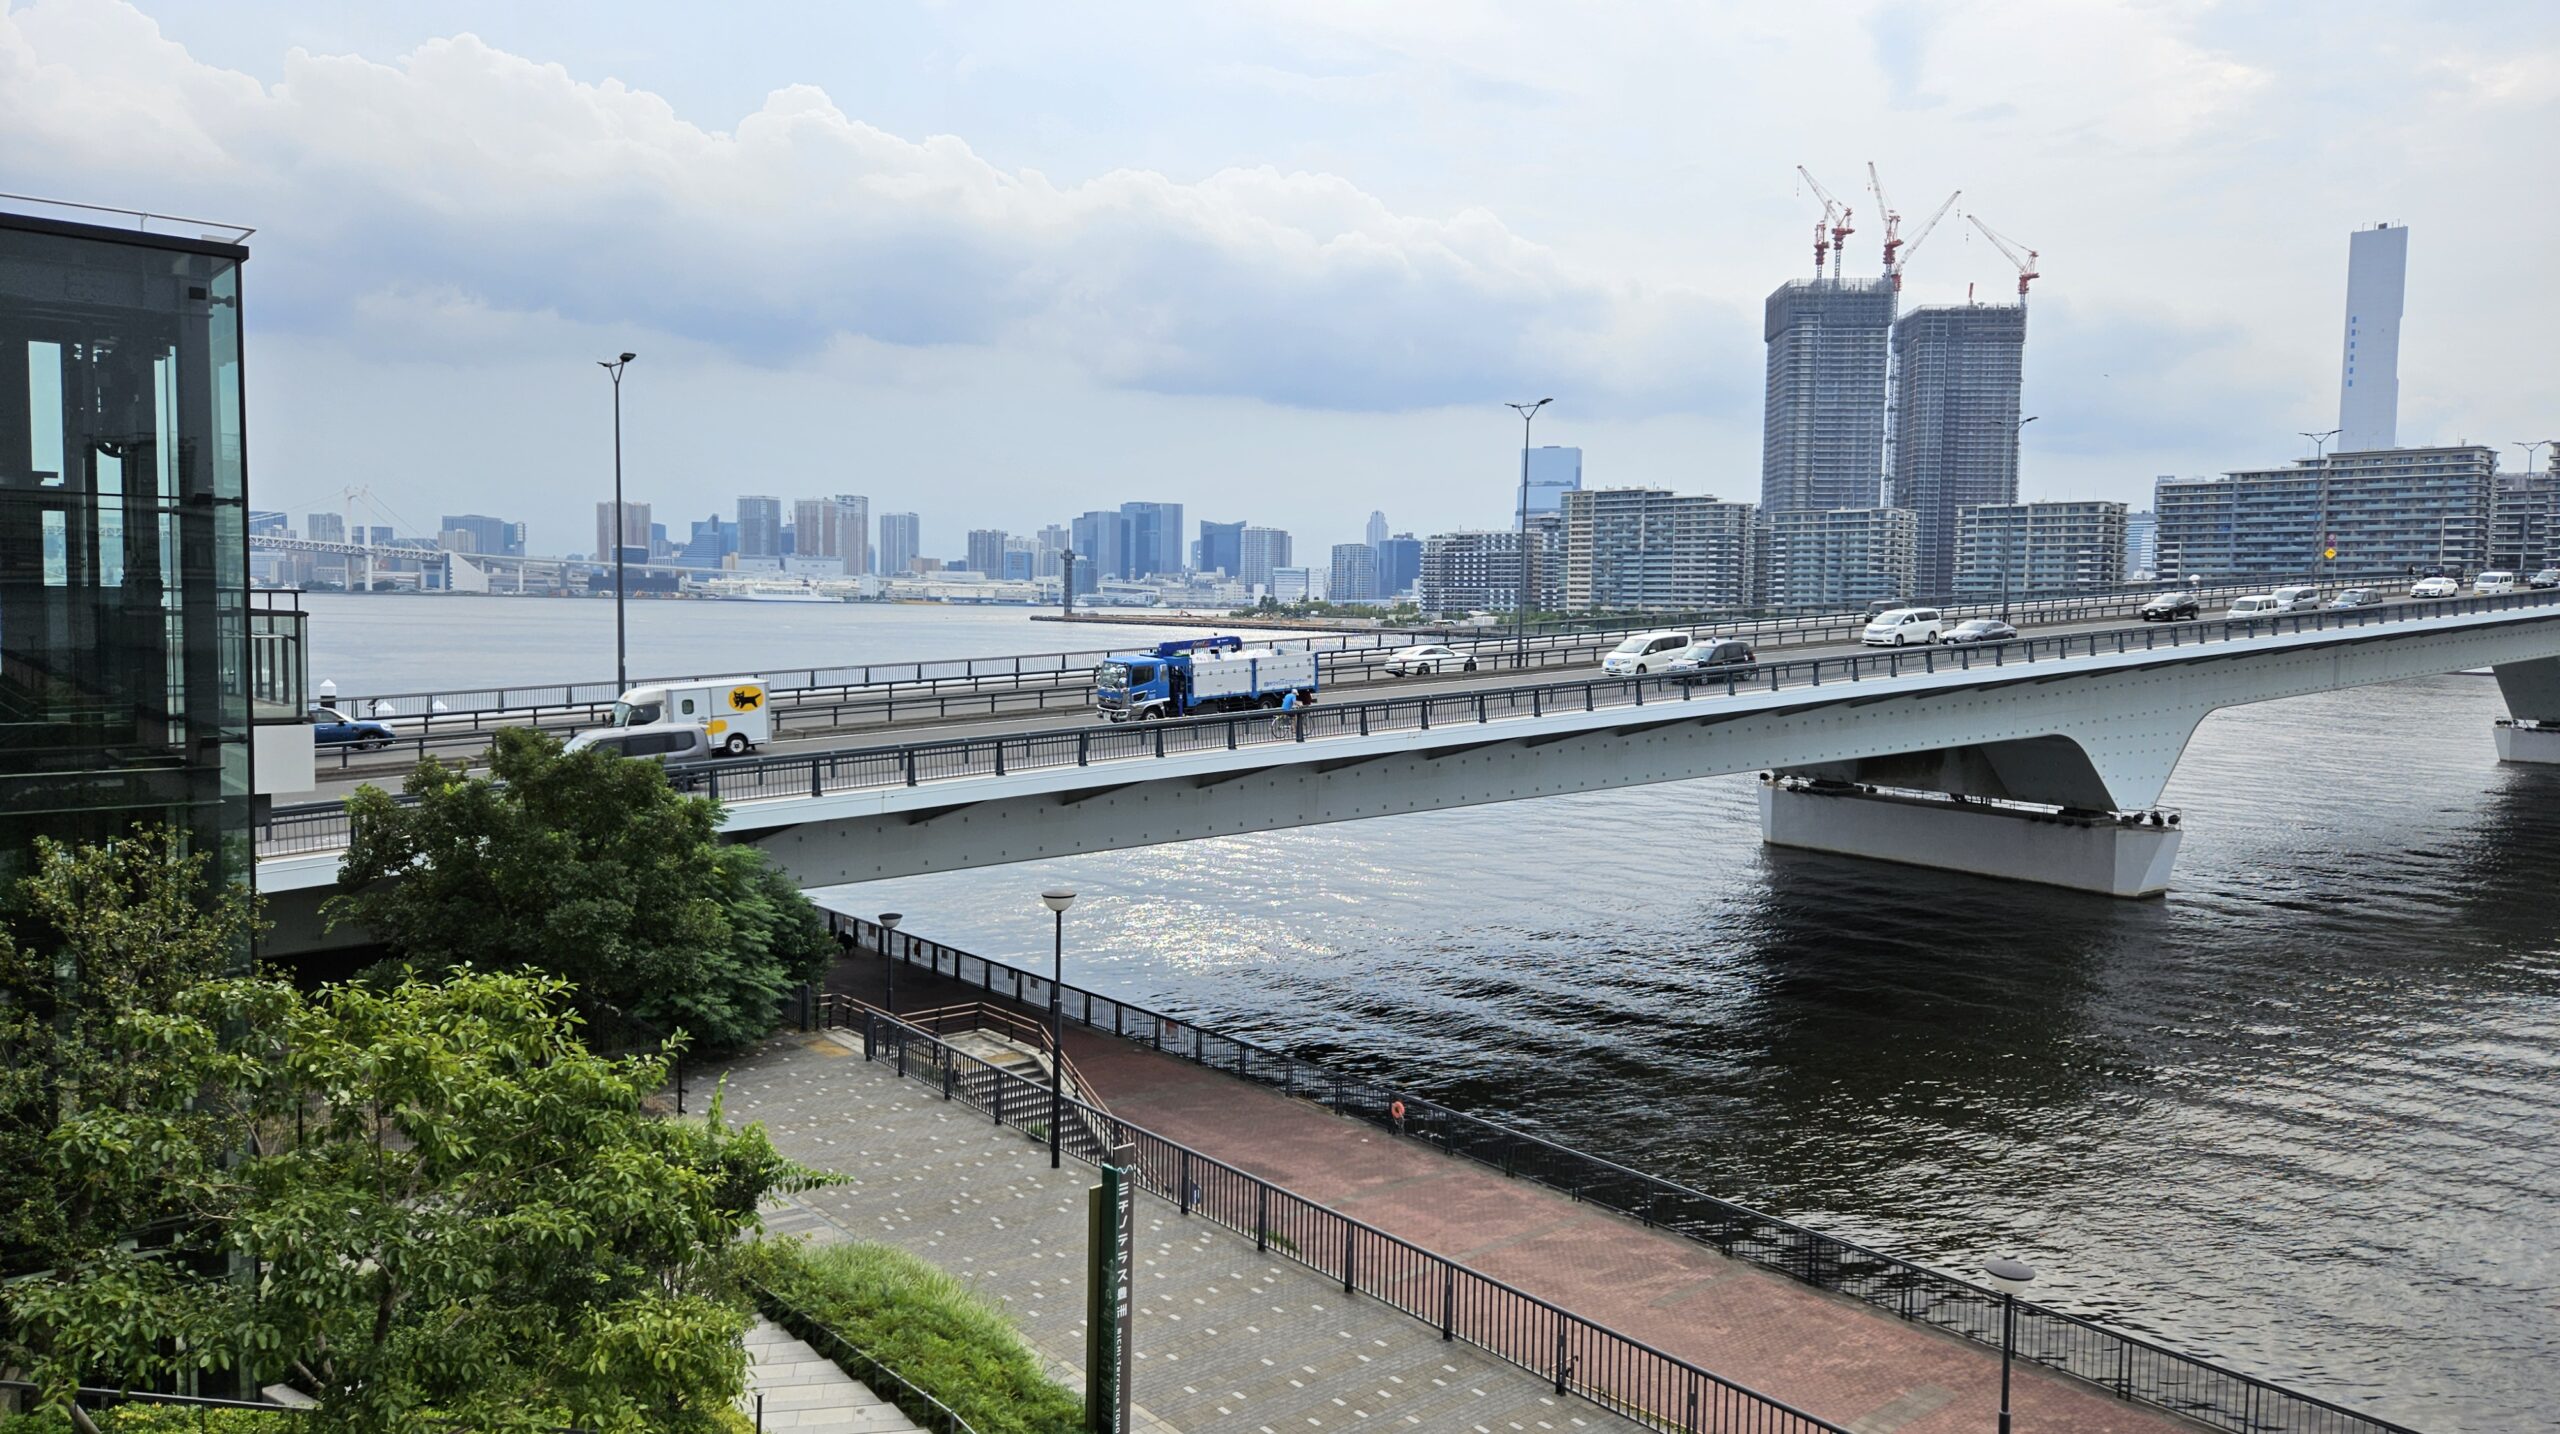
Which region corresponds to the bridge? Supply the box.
[255,588,2560,951]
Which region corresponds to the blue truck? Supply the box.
[1091,636,1320,722]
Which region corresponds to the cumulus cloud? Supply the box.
[0,0,1728,413]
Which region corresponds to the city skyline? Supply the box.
[15,1,2550,561]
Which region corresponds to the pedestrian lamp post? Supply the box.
[1982,1257,2037,1434]
[1039,888,1077,1169]
[597,352,638,690]
[878,911,903,1016]
[1506,398,1552,672]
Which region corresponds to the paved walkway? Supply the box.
[827,951,2206,1434]
[741,1317,921,1432]
[715,1031,1649,1434]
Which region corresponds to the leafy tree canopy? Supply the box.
[329,727,830,1052]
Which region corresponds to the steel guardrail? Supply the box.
[258,586,2560,859]
[835,917,2427,1434]
[839,1004,1851,1434]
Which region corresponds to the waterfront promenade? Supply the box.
[824,949,2209,1434]
[719,1032,1651,1433]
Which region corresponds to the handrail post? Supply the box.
[1343,1221,1356,1293]
[1257,1184,1269,1252]
[1179,1149,1192,1215]
[1440,1265,1455,1340]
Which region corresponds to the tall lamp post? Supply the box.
[2003,417,2036,615]
[1982,1257,2037,1434]
[1039,888,1077,1169]
[1506,399,1552,672]
[2300,428,2341,585]
[2514,442,2555,572]
[597,352,638,690]
[878,911,903,1016]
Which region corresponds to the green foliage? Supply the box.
[329,726,831,1053]
[746,1239,1082,1434]
[1,828,818,1434]
[0,1406,297,1432]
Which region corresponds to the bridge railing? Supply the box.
[259,585,2560,856]
[839,916,2424,1434]
[313,574,2341,734]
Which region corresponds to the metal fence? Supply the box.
[258,584,2560,858]
[834,1002,1847,1434]
[837,916,2423,1434]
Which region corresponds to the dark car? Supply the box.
[2532,568,2560,590]
[1863,597,1912,620]
[1667,638,1759,685]
[2138,592,2199,621]
[1940,618,2017,645]
[311,705,397,750]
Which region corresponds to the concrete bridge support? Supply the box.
[1757,777,2184,898]
[2493,658,2560,763]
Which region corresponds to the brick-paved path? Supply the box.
[740,1318,922,1432]
[715,1032,1650,1434]
[827,951,2207,1434]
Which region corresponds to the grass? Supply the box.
[747,1238,1084,1434]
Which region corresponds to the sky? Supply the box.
[4,0,2554,559]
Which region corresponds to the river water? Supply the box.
[309,595,2557,1431]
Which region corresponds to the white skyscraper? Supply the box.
[2338,223,2407,452]
[1522,447,1583,525]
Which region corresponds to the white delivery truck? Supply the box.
[596,676,772,756]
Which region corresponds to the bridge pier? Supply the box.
[1757,776,2183,898]
[2493,659,2560,764]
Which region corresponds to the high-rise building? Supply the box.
[1954,501,2129,600]
[1761,508,1919,609]
[965,528,1009,577]
[248,509,289,536]
[2492,472,2560,573]
[1560,488,1757,612]
[1112,501,1184,577]
[1240,526,1293,591]
[1328,543,1378,603]
[832,495,871,575]
[793,499,840,560]
[1416,529,1562,615]
[2125,507,2161,579]
[679,512,735,568]
[1070,510,1130,591]
[307,512,347,544]
[1761,277,1894,514]
[1001,537,1038,582]
[1196,519,1246,578]
[1373,534,1422,599]
[2154,446,2495,579]
[2338,223,2408,453]
[1,208,264,892]
[878,512,921,577]
[1269,566,1320,603]
[1365,511,1388,548]
[439,514,520,558]
[1035,524,1070,579]
[1523,447,1584,523]
[595,501,651,563]
[735,496,783,559]
[1890,303,2027,595]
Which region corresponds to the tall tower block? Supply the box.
[1761,277,1894,513]
[2338,223,2407,452]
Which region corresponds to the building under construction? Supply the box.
[1891,302,2028,595]
[1760,277,1893,513]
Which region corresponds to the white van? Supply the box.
[1601,630,1692,675]
[2226,594,2281,617]
[2473,570,2518,595]
[602,676,772,756]
[1860,607,1943,646]
[2269,585,2323,613]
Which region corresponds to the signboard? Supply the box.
[1086,1143,1137,1432]
[2324,547,2338,561]
[727,684,765,713]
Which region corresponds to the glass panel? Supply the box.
[26,340,62,484]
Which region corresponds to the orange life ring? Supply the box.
[1389,1099,1406,1122]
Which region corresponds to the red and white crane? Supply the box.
[1868,163,1959,293]
[1965,212,2042,300]
[1796,165,1855,280]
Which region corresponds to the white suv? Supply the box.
[1601,630,1692,675]
[1860,607,1943,646]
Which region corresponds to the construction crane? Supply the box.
[1966,213,2041,300]
[1796,165,1855,280]
[1868,163,1960,293]
[1889,190,1959,292]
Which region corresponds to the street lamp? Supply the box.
[1506,399,1552,672]
[878,911,903,1016]
[597,352,638,690]
[1982,1257,2037,1434]
[1039,888,1077,1169]
[2301,429,2342,584]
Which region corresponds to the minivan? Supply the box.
[1601,630,1692,675]
[1860,607,1942,646]
[2473,570,2518,595]
[2226,594,2281,617]
[565,723,714,763]
[2268,585,2322,613]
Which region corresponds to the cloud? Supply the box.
[0,0,1716,415]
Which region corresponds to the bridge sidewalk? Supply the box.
[827,951,2204,1434]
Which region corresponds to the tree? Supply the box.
[2,829,808,1432]
[330,727,830,1052]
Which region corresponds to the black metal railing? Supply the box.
[835,916,2425,1434]
[747,1280,984,1434]
[258,585,2560,858]
[831,1003,1847,1434]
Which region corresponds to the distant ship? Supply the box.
[731,587,841,604]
